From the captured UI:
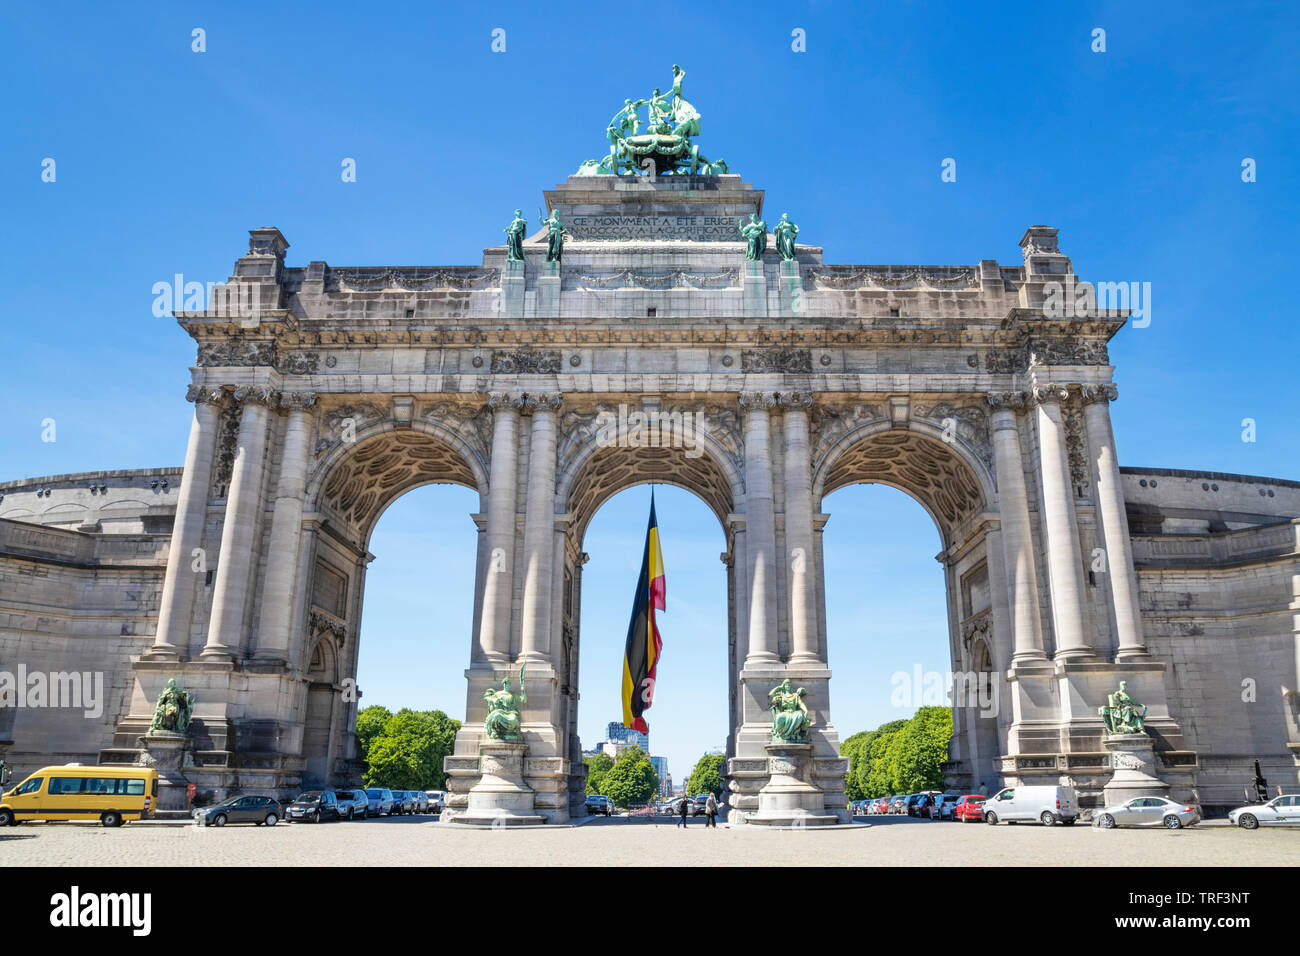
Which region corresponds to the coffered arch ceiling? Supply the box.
[819,429,988,543]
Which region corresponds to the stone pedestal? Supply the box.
[1102,734,1170,805]
[501,259,525,318]
[778,259,805,317]
[138,731,193,811]
[742,259,767,317]
[536,260,561,319]
[447,741,544,827]
[743,742,839,827]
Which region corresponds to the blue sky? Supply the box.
[2,2,1297,781]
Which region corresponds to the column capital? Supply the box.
[515,392,563,414]
[280,391,317,410]
[776,390,814,410]
[232,384,280,407]
[1080,383,1119,406]
[1030,383,1072,406]
[488,391,518,410]
[186,385,226,406]
[986,389,1028,411]
[738,390,776,411]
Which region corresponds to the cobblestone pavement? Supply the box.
[2,814,1298,866]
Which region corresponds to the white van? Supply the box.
[982,785,1078,826]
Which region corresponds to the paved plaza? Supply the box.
[3,816,1297,868]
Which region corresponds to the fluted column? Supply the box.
[1082,384,1149,660]
[519,393,562,663]
[477,393,520,664]
[780,391,819,664]
[203,385,277,659]
[252,391,317,662]
[740,392,779,664]
[987,391,1047,663]
[150,385,225,659]
[1031,384,1092,660]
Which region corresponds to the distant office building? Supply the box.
[649,756,670,797]
[606,722,649,751]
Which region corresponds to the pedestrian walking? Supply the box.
[677,795,689,828]
[704,792,718,828]
[978,780,988,797]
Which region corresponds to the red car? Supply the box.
[951,795,986,822]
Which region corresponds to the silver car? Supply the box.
[1228,793,1300,829]
[1095,796,1200,829]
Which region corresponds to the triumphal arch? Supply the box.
[3,70,1298,822]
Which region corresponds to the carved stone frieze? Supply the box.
[490,350,562,374]
[197,341,276,368]
[740,348,812,374]
[913,401,993,474]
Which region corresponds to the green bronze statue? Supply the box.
[1099,680,1148,735]
[774,213,800,261]
[538,208,567,262]
[484,664,527,742]
[504,209,527,263]
[573,66,724,177]
[740,213,768,261]
[769,679,811,743]
[149,678,195,734]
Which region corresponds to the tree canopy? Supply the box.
[357,705,460,791]
[598,745,659,807]
[840,711,950,798]
[685,753,726,798]
[584,752,614,795]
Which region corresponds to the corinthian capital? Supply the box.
[186,385,226,406]
[738,391,776,411]
[777,390,814,410]
[1080,383,1119,405]
[1030,384,1072,406]
[487,391,516,410]
[233,385,280,407]
[516,392,563,414]
[986,390,1028,411]
[280,391,317,410]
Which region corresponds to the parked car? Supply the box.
[391,790,417,815]
[983,785,1078,826]
[888,795,910,814]
[951,795,986,822]
[424,790,446,814]
[690,794,710,816]
[903,794,926,816]
[935,794,962,820]
[870,797,892,815]
[193,795,284,827]
[409,790,429,814]
[1228,793,1300,829]
[333,789,368,820]
[364,787,394,817]
[585,794,614,816]
[286,790,341,823]
[1095,796,1200,829]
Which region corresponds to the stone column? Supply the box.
[519,393,562,663]
[740,392,779,663]
[477,393,520,665]
[203,385,277,659]
[1031,384,1092,660]
[149,385,225,659]
[987,391,1046,663]
[1082,384,1149,660]
[780,391,819,664]
[252,391,317,662]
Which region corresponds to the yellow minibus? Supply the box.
[0,764,158,827]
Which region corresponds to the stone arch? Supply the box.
[813,419,994,546]
[302,631,340,786]
[306,418,488,545]
[557,425,742,545]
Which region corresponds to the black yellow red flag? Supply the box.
[621,494,666,733]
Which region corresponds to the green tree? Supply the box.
[887,706,953,794]
[864,731,898,798]
[355,705,392,758]
[360,708,460,791]
[685,753,726,798]
[852,719,907,797]
[600,745,658,808]
[584,752,614,795]
[840,731,871,800]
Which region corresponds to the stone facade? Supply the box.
[1,176,1296,816]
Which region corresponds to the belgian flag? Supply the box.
[621,494,666,734]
